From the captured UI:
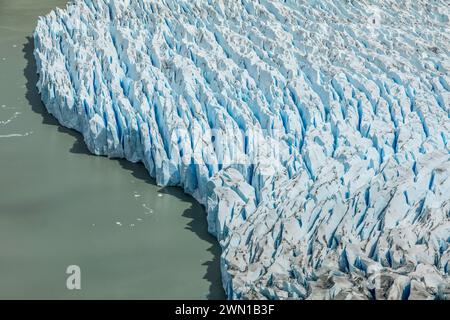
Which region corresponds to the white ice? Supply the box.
[34,0,450,299]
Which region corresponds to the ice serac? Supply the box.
[34,0,450,299]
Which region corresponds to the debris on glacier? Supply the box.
[34,0,450,299]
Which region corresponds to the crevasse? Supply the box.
[34,0,450,299]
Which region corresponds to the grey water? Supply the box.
[0,0,224,299]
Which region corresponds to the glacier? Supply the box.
[33,0,450,299]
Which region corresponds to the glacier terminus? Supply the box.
[34,0,449,299]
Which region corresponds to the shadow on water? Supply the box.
[119,160,226,299]
[23,36,226,299]
[23,36,91,155]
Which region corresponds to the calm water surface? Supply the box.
[0,0,224,299]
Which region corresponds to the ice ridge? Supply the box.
[34,0,450,299]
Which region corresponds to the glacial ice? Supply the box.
[34,0,450,299]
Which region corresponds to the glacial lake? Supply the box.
[0,0,224,299]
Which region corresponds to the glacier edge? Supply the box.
[34,0,450,299]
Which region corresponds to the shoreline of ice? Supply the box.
[34,0,450,299]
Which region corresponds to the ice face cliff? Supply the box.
[34,0,450,299]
